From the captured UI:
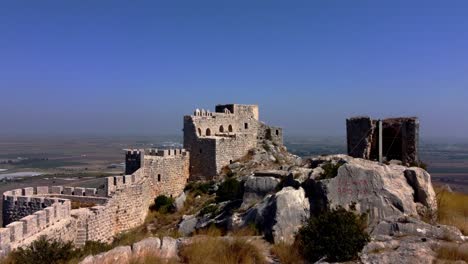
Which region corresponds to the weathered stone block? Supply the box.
[44,207,55,225]
[20,215,38,237]
[63,187,74,195]
[6,222,23,242]
[74,187,85,196]
[33,211,47,230]
[22,187,34,196]
[50,186,63,194]
[0,228,11,247]
[85,188,97,196]
[36,186,49,195]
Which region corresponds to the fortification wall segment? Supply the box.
[143,149,190,197]
[0,147,190,255]
[0,197,71,254]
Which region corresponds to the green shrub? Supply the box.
[151,195,175,213]
[216,178,243,202]
[296,207,370,262]
[6,236,76,264]
[317,161,344,180]
[185,181,213,196]
[199,204,219,216]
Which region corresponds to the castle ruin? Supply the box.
[346,116,419,165]
[184,104,282,179]
[0,104,282,255]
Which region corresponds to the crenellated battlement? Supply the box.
[0,198,71,249]
[144,148,188,157]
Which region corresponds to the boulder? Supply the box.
[241,176,280,208]
[174,192,187,211]
[80,246,132,264]
[132,237,161,257]
[178,214,198,236]
[371,215,465,242]
[360,215,466,264]
[242,187,310,244]
[160,237,178,259]
[309,157,437,225]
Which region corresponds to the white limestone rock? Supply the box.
[241,176,280,209]
[311,157,437,225]
[132,237,161,257]
[242,187,310,244]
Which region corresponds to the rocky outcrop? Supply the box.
[223,140,302,178]
[80,246,133,264]
[79,236,179,264]
[241,187,310,244]
[241,176,280,209]
[360,215,466,264]
[306,156,437,225]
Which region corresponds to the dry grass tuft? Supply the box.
[434,242,468,263]
[179,236,266,264]
[194,224,223,237]
[436,187,468,235]
[271,242,305,264]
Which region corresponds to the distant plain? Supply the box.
[0,134,466,194]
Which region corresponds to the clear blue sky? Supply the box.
[1,1,467,138]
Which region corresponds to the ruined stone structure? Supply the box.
[0,103,282,255]
[184,104,283,179]
[346,116,419,165]
[0,149,189,256]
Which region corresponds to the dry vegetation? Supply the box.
[436,187,468,235]
[271,242,304,264]
[434,242,468,263]
[179,236,266,264]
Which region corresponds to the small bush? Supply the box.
[6,236,76,264]
[184,181,213,196]
[296,207,370,262]
[151,195,175,213]
[216,178,243,202]
[317,161,345,180]
[199,204,219,216]
[179,236,266,264]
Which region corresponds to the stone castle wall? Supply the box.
[184,104,283,179]
[0,149,190,256]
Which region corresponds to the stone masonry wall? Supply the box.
[184,104,283,179]
[0,149,190,256]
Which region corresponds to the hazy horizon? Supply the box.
[2,1,468,138]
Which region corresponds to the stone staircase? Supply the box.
[74,226,87,247]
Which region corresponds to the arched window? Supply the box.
[206,128,211,136]
[276,130,279,136]
[228,125,233,132]
[244,123,248,129]
[219,125,224,133]
[198,128,202,136]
